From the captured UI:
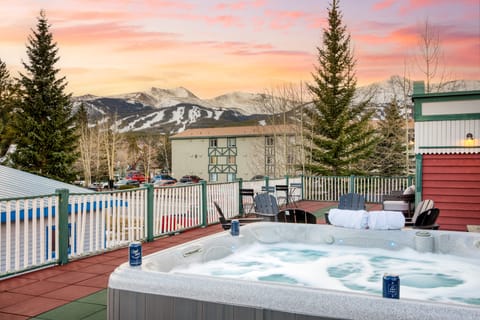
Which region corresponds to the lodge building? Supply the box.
[170,125,302,182]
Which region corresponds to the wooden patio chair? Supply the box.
[338,193,366,210]
[213,202,264,230]
[412,208,440,230]
[240,188,255,215]
[277,209,316,224]
[404,199,437,228]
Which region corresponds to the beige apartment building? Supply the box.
[170,125,302,182]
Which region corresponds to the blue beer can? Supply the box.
[383,274,400,299]
[129,241,142,266]
[230,219,240,236]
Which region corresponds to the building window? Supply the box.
[265,136,274,146]
[209,173,218,182]
[266,156,274,165]
[210,156,218,164]
[209,138,218,147]
[287,153,294,164]
[227,173,236,182]
[227,137,236,147]
[288,135,295,145]
[227,156,235,164]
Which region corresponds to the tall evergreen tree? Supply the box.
[10,10,78,181]
[0,59,20,157]
[364,100,406,175]
[304,0,376,175]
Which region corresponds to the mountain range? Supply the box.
[73,77,480,134]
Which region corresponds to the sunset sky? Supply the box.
[1,0,479,98]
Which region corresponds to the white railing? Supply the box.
[304,176,350,201]
[152,184,203,236]
[207,182,240,221]
[303,175,413,202]
[1,195,59,275]
[355,176,412,203]
[242,177,302,209]
[68,188,147,257]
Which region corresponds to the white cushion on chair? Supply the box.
[383,201,410,212]
[403,185,415,195]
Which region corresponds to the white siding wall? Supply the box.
[415,119,480,154]
[236,136,265,180]
[422,99,480,115]
[171,139,209,179]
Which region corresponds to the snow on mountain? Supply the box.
[207,91,269,115]
[110,87,219,110]
[74,77,480,134]
[354,77,480,105]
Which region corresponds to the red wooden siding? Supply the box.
[422,154,480,231]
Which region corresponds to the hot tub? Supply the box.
[108,223,480,320]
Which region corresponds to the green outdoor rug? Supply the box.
[313,205,336,221]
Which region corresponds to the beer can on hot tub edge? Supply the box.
[230,219,240,236]
[383,273,400,299]
[129,241,142,266]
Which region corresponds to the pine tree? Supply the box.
[366,100,406,175]
[10,10,78,181]
[304,0,376,175]
[0,59,19,157]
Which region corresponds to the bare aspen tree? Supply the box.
[91,121,99,180]
[126,134,139,170]
[137,134,159,180]
[77,104,94,186]
[389,65,414,175]
[157,134,171,172]
[416,18,455,93]
[261,83,309,177]
[102,113,120,184]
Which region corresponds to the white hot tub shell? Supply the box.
[108,223,480,320]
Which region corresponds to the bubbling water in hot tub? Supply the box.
[171,242,480,306]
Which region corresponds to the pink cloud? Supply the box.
[372,0,396,11]
[398,0,478,15]
[71,0,193,10]
[229,49,311,57]
[265,10,309,30]
[205,15,244,27]
[215,0,266,11]
[53,21,180,47]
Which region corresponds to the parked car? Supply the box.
[88,181,109,191]
[251,175,267,181]
[179,175,203,184]
[152,174,177,186]
[126,172,147,183]
[114,179,140,189]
